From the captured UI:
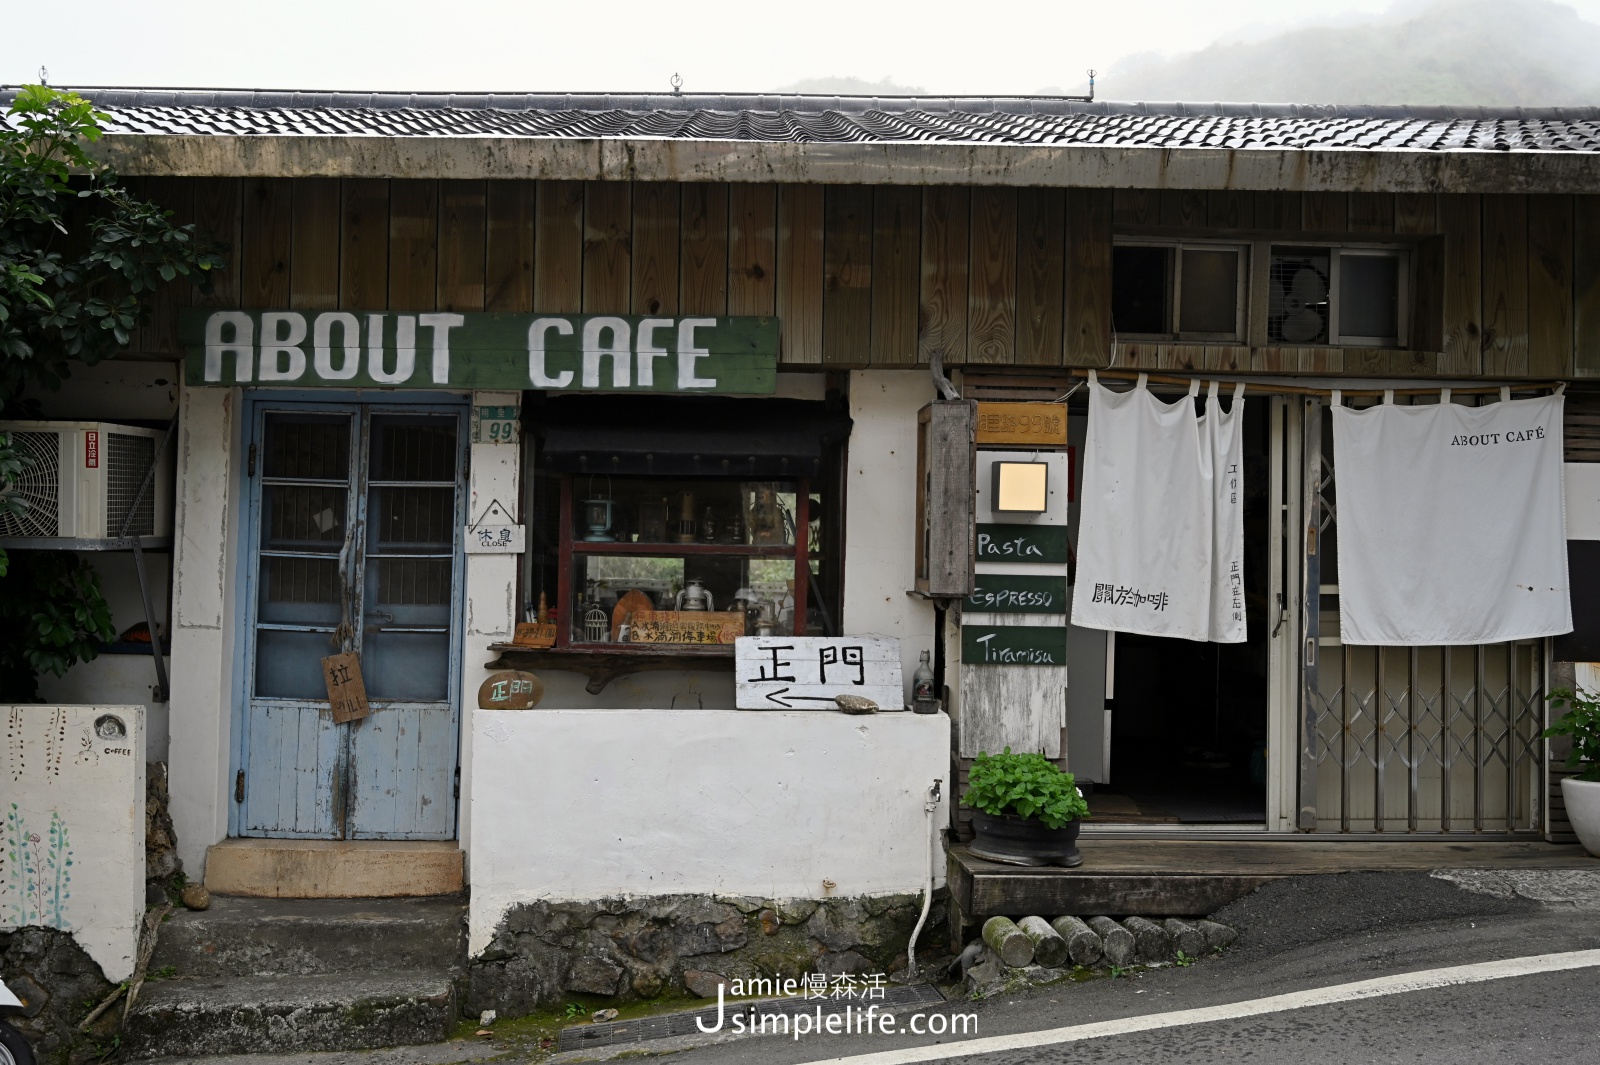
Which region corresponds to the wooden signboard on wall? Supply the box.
[975,402,1068,446]
[628,610,744,645]
[183,310,779,393]
[477,670,545,710]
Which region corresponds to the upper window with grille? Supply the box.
[1269,246,1408,347]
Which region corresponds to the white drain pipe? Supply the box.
[906,778,943,980]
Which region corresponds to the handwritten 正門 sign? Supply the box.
[181,311,779,394]
[735,636,904,710]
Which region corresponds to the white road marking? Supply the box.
[794,949,1600,1065]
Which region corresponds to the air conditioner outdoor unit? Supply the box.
[0,421,172,540]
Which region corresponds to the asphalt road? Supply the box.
[149,870,1600,1065]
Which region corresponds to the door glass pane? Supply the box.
[263,413,351,480]
[1178,248,1239,335]
[256,413,353,698]
[361,413,457,703]
[365,558,452,631]
[1338,253,1400,339]
[370,416,458,482]
[262,484,347,550]
[256,629,339,699]
[364,632,450,701]
[369,486,455,550]
[258,557,343,625]
[1112,246,1172,335]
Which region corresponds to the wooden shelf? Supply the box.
[569,540,795,557]
[487,643,735,695]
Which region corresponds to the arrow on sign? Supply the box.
[761,688,846,708]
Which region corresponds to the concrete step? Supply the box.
[123,970,457,1058]
[204,838,465,898]
[152,894,467,979]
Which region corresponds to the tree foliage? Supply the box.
[0,85,212,698]
[0,550,116,702]
[1,83,223,401]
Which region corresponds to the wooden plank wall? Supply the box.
[128,179,1600,379]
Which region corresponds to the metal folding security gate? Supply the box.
[1296,397,1545,835]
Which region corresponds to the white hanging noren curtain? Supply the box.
[1330,388,1571,646]
[1071,372,1247,643]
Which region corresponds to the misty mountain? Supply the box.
[1103,0,1600,107]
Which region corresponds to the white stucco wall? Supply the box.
[844,371,938,703]
[165,385,241,877]
[466,707,949,953]
[2,705,146,983]
[37,654,171,761]
[456,391,522,864]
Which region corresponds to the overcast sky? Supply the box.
[6,0,1600,99]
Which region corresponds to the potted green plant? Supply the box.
[961,748,1090,867]
[1545,687,1600,858]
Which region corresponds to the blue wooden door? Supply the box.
[237,402,464,840]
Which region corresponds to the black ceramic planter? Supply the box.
[968,810,1083,867]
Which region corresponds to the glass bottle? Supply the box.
[912,650,937,714]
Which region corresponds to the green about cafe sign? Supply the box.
[181,310,780,393]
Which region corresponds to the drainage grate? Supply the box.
[558,983,946,1052]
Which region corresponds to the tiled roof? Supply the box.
[7,89,1600,152]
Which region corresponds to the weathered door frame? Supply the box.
[227,389,469,841]
[1090,395,1296,832]
[1267,396,1301,831]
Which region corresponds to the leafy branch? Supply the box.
[961,747,1090,830]
[1545,687,1600,783]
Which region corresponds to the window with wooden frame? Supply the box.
[522,395,849,658]
[1112,240,1249,343]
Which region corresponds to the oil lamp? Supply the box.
[582,476,615,542]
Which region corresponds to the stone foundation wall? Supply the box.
[466,890,950,1016]
[0,926,116,1061]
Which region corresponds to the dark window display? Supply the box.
[554,476,827,649]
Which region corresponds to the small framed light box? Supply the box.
[991,460,1049,513]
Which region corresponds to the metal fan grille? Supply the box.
[107,433,157,536]
[0,431,62,536]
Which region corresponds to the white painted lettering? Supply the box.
[203,310,254,382]
[257,312,308,381]
[313,312,360,380]
[366,314,417,384]
[528,318,575,388]
[677,317,717,389]
[636,317,672,387]
[582,316,632,388]
[419,312,465,384]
